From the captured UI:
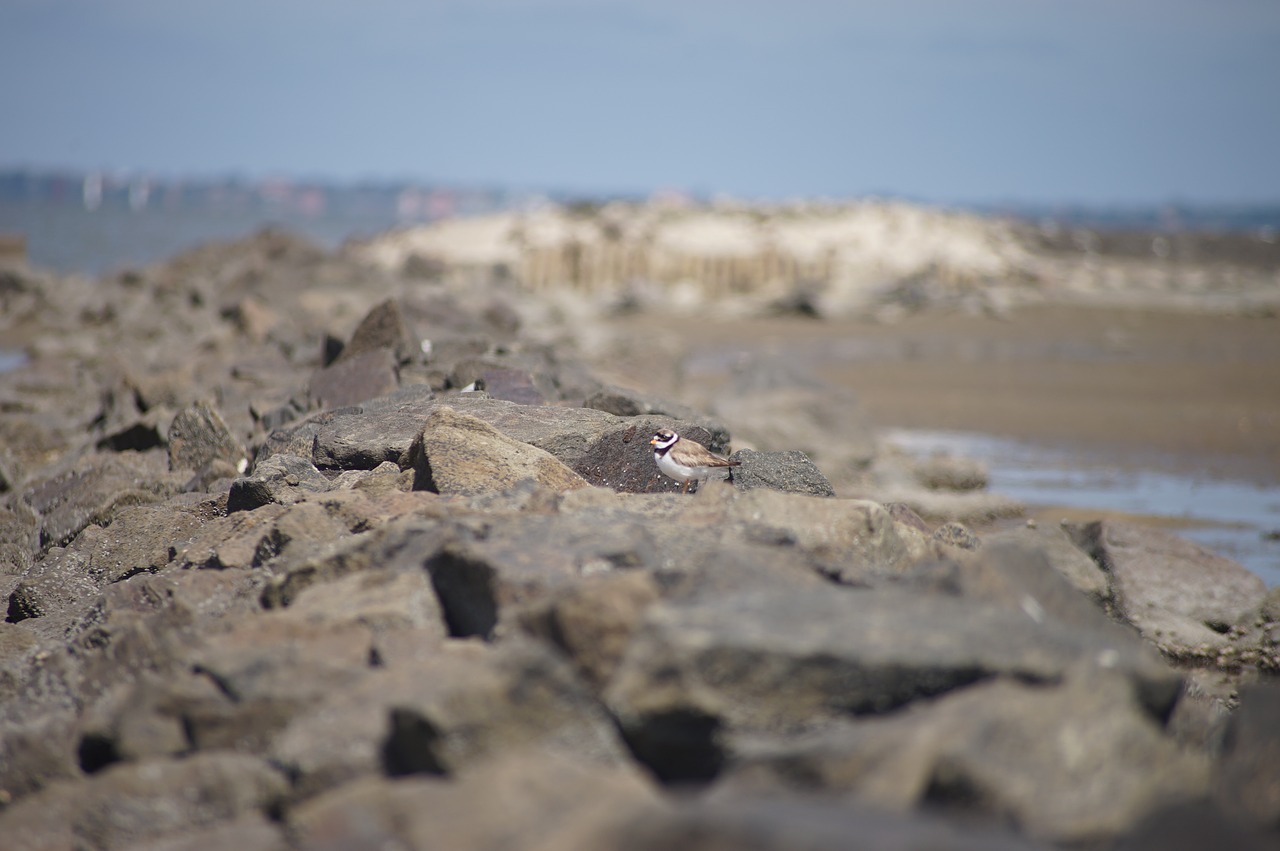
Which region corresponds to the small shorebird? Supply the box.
[650,428,740,494]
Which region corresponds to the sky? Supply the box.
[2,0,1279,205]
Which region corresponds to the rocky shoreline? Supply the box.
[1,224,1279,849]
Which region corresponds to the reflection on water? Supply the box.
[885,428,1280,586]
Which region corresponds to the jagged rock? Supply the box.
[7,496,215,625]
[911,452,989,491]
[125,815,287,851]
[169,401,246,475]
[719,676,1209,844]
[933,521,981,550]
[407,406,590,496]
[22,450,182,549]
[272,642,628,799]
[334,298,420,366]
[308,348,399,410]
[605,586,1180,782]
[0,752,287,851]
[288,752,660,851]
[950,540,1131,639]
[1214,681,1280,830]
[728,448,835,497]
[423,514,660,639]
[518,570,663,689]
[1067,520,1267,657]
[259,517,454,609]
[227,453,332,512]
[983,524,1110,603]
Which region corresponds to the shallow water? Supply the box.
[885,428,1280,586]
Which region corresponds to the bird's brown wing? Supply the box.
[670,441,740,468]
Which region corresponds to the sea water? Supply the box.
[885,428,1280,586]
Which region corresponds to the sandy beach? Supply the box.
[599,303,1280,485]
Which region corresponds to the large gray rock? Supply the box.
[333,298,420,366]
[721,676,1209,843]
[407,406,590,496]
[22,450,183,549]
[289,752,661,851]
[605,585,1180,782]
[168,401,247,474]
[1214,681,1280,830]
[0,752,287,851]
[308,348,399,411]
[1067,520,1267,657]
[982,523,1110,603]
[7,496,215,625]
[227,453,332,512]
[273,641,628,799]
[728,448,836,497]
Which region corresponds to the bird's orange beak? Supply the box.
[649,437,658,445]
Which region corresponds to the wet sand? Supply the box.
[600,304,1280,485]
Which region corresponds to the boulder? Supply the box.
[605,585,1180,783]
[227,453,332,513]
[728,448,836,497]
[308,348,399,411]
[0,752,287,851]
[333,298,420,366]
[168,401,247,474]
[983,523,1110,603]
[22,450,182,549]
[272,641,628,799]
[1067,520,1267,657]
[289,752,660,851]
[407,406,590,496]
[719,676,1209,844]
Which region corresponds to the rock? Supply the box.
[7,497,216,625]
[407,406,591,496]
[168,401,247,474]
[605,586,1180,783]
[911,453,989,491]
[289,752,660,851]
[22,450,182,549]
[1067,520,1267,657]
[308,348,399,410]
[185,616,374,753]
[720,490,912,581]
[449,362,548,404]
[259,517,453,609]
[126,815,287,851]
[1215,681,1280,830]
[272,641,628,799]
[294,393,726,493]
[0,752,287,851]
[983,524,1110,603]
[950,540,1135,641]
[227,453,332,513]
[728,448,835,497]
[1115,801,1280,851]
[719,676,1209,844]
[932,521,981,550]
[518,570,663,689]
[334,298,419,366]
[423,514,660,639]
[174,502,288,570]
[279,568,447,635]
[596,795,1044,851]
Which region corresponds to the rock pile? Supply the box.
[1,230,1277,849]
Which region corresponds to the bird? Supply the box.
[650,428,740,494]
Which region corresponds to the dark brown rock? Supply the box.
[308,348,399,411]
[168,401,247,474]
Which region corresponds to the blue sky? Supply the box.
[3,0,1279,204]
